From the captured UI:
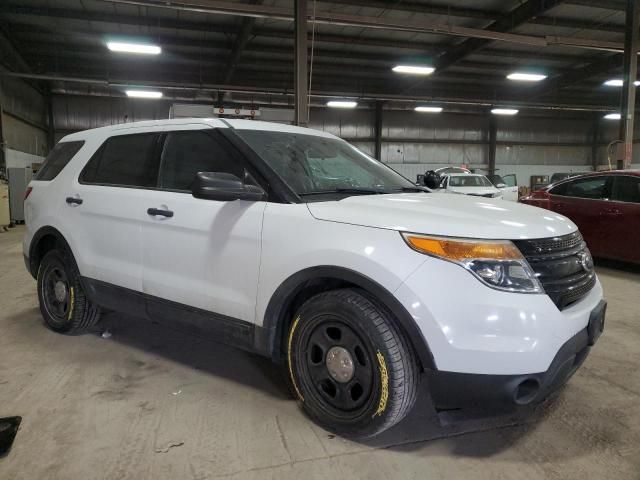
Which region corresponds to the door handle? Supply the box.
[147,207,174,218]
[602,208,623,216]
[65,196,83,205]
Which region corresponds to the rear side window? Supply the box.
[612,176,640,203]
[80,133,160,188]
[35,141,84,181]
[159,131,244,191]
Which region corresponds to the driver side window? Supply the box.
[159,130,244,191]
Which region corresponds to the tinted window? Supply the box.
[159,131,245,191]
[549,182,568,196]
[612,176,640,203]
[80,133,160,187]
[563,176,608,199]
[35,141,84,181]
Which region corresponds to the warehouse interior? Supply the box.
[0,1,639,479]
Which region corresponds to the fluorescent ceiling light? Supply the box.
[107,41,161,55]
[126,90,163,99]
[507,72,547,82]
[603,79,640,87]
[415,106,443,113]
[604,113,621,120]
[491,108,519,115]
[392,65,435,75]
[327,100,357,108]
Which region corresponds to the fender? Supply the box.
[260,265,436,371]
[27,226,76,279]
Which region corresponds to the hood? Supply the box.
[448,186,500,196]
[306,193,577,240]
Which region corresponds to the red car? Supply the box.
[520,171,640,264]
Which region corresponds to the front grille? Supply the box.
[514,231,596,310]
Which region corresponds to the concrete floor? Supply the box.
[1,226,639,480]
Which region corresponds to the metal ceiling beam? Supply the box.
[2,3,624,58]
[0,71,620,111]
[317,0,499,19]
[113,0,631,54]
[618,0,640,168]
[435,0,566,72]
[565,0,626,9]
[101,0,550,47]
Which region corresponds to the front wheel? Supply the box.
[37,249,101,334]
[286,289,419,438]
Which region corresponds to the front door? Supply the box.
[140,129,267,327]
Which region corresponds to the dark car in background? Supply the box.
[520,171,640,264]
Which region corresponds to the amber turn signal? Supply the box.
[402,233,523,261]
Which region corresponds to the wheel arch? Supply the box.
[27,226,76,279]
[260,266,435,371]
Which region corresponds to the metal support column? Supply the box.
[294,0,308,127]
[488,114,497,175]
[591,112,600,171]
[618,0,640,169]
[374,101,383,160]
[46,87,55,151]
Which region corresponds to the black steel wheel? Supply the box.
[41,263,71,327]
[286,289,419,438]
[37,249,101,334]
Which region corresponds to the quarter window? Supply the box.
[80,133,161,188]
[159,131,244,191]
[36,141,84,181]
[611,176,640,203]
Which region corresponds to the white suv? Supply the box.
[23,118,606,438]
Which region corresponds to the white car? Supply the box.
[438,173,503,199]
[23,119,605,438]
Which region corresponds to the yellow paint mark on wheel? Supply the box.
[68,286,75,320]
[375,351,389,417]
[287,315,304,402]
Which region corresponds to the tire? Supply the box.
[286,288,419,438]
[37,249,101,334]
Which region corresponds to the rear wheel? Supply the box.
[287,289,419,438]
[37,249,101,334]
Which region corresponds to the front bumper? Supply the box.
[394,254,604,375]
[429,299,605,409]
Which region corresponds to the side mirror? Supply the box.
[192,172,266,202]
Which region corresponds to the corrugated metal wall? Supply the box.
[51,95,639,184]
[1,77,48,158]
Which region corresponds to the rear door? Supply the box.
[547,175,612,256]
[72,131,162,296]
[139,129,267,325]
[604,175,640,262]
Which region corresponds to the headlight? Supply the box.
[401,233,543,293]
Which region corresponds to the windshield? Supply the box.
[234,130,415,197]
[448,175,493,187]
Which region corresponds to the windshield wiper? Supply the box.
[299,188,387,196]
[397,186,429,193]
